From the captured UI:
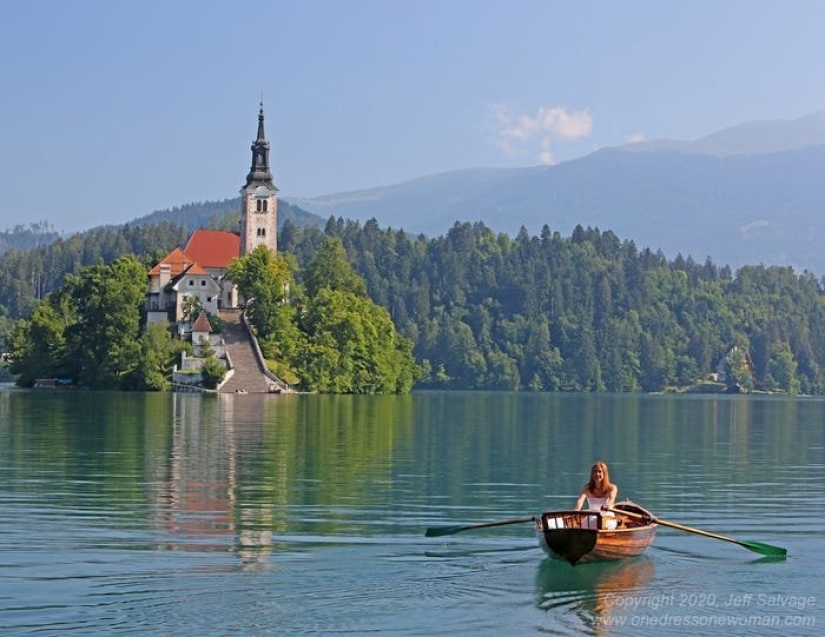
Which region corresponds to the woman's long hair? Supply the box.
[587,461,613,494]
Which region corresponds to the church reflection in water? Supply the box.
[146,393,289,568]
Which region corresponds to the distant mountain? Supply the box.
[619,110,825,156]
[0,222,60,256]
[290,111,825,274]
[131,197,323,233]
[14,199,325,253]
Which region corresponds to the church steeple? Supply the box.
[245,100,277,191]
[239,101,278,255]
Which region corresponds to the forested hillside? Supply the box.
[4,212,825,394]
[282,219,825,394]
[133,197,319,231]
[0,222,60,255]
[0,223,190,329]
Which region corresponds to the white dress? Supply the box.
[585,496,607,511]
[584,496,617,529]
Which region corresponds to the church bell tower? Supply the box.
[240,101,278,255]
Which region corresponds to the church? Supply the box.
[145,104,279,331]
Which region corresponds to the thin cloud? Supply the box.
[494,104,593,164]
[740,219,769,237]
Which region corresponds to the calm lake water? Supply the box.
[1,386,822,636]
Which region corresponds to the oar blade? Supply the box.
[609,505,788,558]
[741,540,787,558]
[425,525,469,538]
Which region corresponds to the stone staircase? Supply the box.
[217,310,288,394]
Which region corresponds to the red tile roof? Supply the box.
[148,247,195,277]
[192,312,213,333]
[184,230,240,269]
[184,262,210,276]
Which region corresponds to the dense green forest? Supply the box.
[228,240,418,393]
[281,219,825,394]
[3,208,825,393]
[8,255,186,390]
[7,239,418,393]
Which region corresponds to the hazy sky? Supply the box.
[2,0,824,232]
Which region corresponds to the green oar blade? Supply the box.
[609,505,788,559]
[740,539,787,558]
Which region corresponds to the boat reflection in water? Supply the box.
[535,556,655,635]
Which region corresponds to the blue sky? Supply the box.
[2,0,824,232]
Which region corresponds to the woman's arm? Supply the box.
[604,484,618,508]
[575,488,588,511]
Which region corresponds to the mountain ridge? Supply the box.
[8,111,824,274]
[288,110,825,274]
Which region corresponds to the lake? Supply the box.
[1,387,822,636]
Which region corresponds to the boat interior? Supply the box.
[541,503,653,532]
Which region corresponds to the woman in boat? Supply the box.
[575,461,618,512]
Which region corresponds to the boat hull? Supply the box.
[536,502,657,565]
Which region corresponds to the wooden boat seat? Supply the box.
[544,512,621,530]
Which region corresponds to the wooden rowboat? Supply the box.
[535,501,657,565]
[426,500,784,560]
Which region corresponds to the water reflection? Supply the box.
[535,557,655,635]
[2,389,823,636]
[144,392,417,568]
[142,394,279,567]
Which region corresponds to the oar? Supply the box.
[425,516,536,538]
[609,507,787,558]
